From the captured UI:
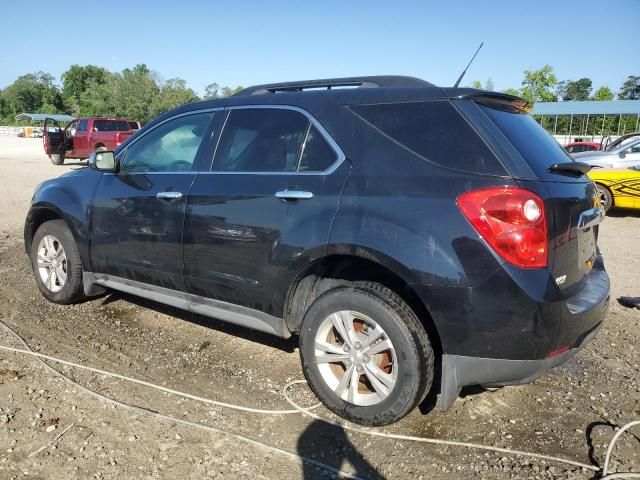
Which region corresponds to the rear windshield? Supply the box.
[479,104,574,178]
[94,120,131,131]
[350,101,506,176]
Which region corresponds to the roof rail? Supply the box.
[234,75,433,96]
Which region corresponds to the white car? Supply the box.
[573,133,640,168]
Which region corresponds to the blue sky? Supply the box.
[1,0,638,95]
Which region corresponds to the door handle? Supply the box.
[156,191,183,200]
[275,190,314,200]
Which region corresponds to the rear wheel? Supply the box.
[31,220,85,304]
[596,184,613,212]
[299,282,434,426]
[50,153,64,165]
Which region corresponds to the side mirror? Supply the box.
[89,151,117,172]
[619,150,627,159]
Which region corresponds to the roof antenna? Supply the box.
[453,42,484,88]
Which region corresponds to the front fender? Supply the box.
[24,170,102,270]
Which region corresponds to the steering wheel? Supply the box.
[171,160,193,172]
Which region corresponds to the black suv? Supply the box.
[24,76,610,426]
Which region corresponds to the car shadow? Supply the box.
[100,290,297,353]
[297,420,385,479]
[605,209,640,218]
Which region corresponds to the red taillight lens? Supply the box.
[457,186,547,268]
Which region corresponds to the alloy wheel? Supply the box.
[36,235,67,293]
[314,310,398,406]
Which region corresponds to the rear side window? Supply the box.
[214,109,338,172]
[480,104,573,178]
[350,101,505,175]
[94,120,131,131]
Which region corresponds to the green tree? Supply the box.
[520,65,557,103]
[618,75,640,99]
[0,72,64,119]
[61,65,111,115]
[556,78,592,101]
[592,86,614,101]
[470,79,493,90]
[220,86,243,97]
[503,88,521,96]
[150,78,199,118]
[204,82,221,99]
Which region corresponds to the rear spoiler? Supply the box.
[443,89,532,114]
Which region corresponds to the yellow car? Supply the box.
[588,165,640,211]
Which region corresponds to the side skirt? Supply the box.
[85,272,292,339]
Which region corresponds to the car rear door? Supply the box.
[183,106,349,316]
[90,110,217,289]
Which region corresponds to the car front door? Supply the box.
[183,106,350,317]
[619,141,640,167]
[43,118,63,155]
[90,110,217,290]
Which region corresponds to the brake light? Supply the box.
[457,186,547,268]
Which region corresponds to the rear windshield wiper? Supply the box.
[548,162,592,175]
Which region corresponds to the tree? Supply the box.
[204,82,221,99]
[149,78,199,118]
[556,78,592,101]
[470,79,494,90]
[592,86,614,101]
[520,65,557,103]
[220,86,243,97]
[503,88,522,97]
[0,71,64,119]
[61,65,111,115]
[618,75,640,99]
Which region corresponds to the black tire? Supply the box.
[299,282,434,426]
[597,184,613,212]
[31,220,85,304]
[50,153,64,165]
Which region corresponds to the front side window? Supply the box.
[77,119,88,131]
[121,112,214,173]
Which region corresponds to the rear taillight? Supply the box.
[457,186,547,268]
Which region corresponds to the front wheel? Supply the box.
[50,153,64,165]
[299,282,434,426]
[31,220,86,304]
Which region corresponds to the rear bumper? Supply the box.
[439,319,604,410]
[410,255,610,411]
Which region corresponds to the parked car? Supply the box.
[588,164,640,211]
[128,121,142,131]
[43,117,135,165]
[564,141,600,154]
[24,76,610,426]
[574,135,640,168]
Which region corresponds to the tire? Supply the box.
[597,184,613,212]
[50,153,64,165]
[95,145,107,152]
[299,282,434,426]
[30,220,86,304]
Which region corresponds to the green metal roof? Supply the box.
[15,113,75,122]
[532,100,640,116]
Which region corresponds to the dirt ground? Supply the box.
[0,136,638,480]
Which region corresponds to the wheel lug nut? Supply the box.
[343,344,351,352]
[363,355,370,363]
[354,341,362,350]
[356,365,364,373]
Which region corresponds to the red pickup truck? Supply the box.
[43,117,135,165]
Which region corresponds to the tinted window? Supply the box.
[480,104,574,178]
[214,109,309,172]
[77,119,88,131]
[299,126,337,171]
[351,101,504,175]
[94,120,131,131]
[129,121,140,130]
[121,112,213,173]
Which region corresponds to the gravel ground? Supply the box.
[0,136,638,479]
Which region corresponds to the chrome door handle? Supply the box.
[275,190,314,200]
[156,191,183,200]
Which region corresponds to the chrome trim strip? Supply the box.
[89,273,291,338]
[577,206,605,230]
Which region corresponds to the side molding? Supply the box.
[87,273,292,339]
